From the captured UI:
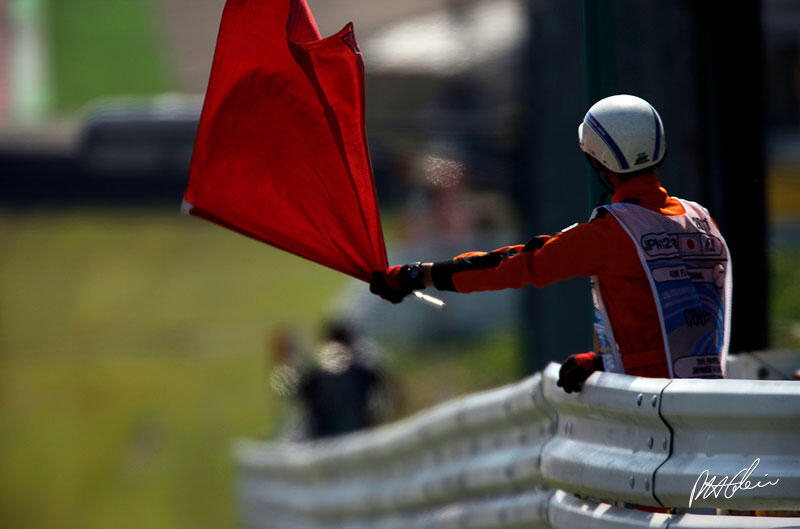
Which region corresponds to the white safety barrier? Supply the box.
[547,490,800,529]
[655,377,800,510]
[235,363,800,529]
[237,373,556,528]
[540,363,671,506]
[540,363,800,511]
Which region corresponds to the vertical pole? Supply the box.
[520,1,591,373]
[582,0,617,211]
[580,0,618,351]
[693,1,768,352]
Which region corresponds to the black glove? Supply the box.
[557,352,604,393]
[369,263,425,304]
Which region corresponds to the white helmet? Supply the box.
[578,94,666,174]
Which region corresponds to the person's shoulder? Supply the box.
[592,206,609,220]
[535,214,626,257]
[587,206,626,230]
[661,195,688,215]
[578,207,630,249]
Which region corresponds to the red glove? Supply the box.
[557,352,604,393]
[370,263,425,304]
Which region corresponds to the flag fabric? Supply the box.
[184,0,388,282]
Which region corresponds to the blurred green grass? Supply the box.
[0,208,520,529]
[770,248,800,348]
[0,208,347,529]
[45,0,172,111]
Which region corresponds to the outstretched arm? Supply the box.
[370,215,621,302]
[422,238,547,292]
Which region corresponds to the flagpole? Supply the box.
[412,291,446,311]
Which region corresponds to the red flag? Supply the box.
[184,0,387,282]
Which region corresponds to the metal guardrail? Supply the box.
[235,362,800,528]
[547,490,800,529]
[540,362,800,511]
[655,377,800,510]
[540,363,671,506]
[237,373,555,528]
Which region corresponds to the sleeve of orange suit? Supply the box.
[430,213,623,293]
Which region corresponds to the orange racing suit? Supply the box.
[430,174,691,378]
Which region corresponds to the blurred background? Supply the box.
[0,0,798,528]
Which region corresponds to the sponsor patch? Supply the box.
[641,232,723,258]
[641,232,680,256]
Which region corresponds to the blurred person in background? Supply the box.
[269,321,396,440]
[370,95,732,392]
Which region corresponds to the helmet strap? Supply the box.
[585,154,615,198]
[595,172,614,195]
